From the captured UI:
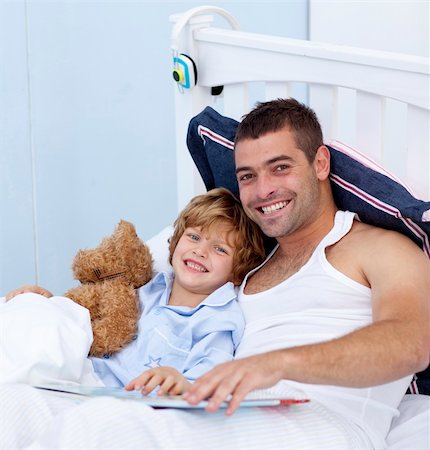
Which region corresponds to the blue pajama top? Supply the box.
[91,271,244,387]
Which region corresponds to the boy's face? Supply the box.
[171,224,235,296]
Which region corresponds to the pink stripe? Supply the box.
[329,140,415,195]
[330,140,397,177]
[409,377,418,394]
[330,175,399,216]
[331,174,429,248]
[198,125,234,149]
[330,174,430,257]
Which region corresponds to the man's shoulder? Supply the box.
[350,219,417,245]
[326,217,428,286]
[347,218,427,263]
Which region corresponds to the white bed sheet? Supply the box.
[386,394,429,450]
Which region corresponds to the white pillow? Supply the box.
[146,225,174,274]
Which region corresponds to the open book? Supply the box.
[34,384,310,410]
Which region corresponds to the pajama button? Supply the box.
[154,308,161,315]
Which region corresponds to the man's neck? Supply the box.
[276,204,337,258]
[243,208,337,295]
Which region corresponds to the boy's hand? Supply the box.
[125,366,191,396]
[5,285,54,302]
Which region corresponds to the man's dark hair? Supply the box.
[235,98,323,162]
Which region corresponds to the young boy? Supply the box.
[4,188,265,395]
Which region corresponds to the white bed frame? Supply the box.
[170,6,429,212]
[169,7,430,448]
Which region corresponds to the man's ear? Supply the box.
[314,145,331,181]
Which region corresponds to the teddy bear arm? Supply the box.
[65,285,101,320]
[89,282,140,357]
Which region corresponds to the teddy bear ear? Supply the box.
[71,249,98,282]
[115,220,154,287]
[114,220,137,242]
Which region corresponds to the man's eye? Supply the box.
[274,164,289,172]
[238,173,254,182]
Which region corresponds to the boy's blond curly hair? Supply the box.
[169,188,266,285]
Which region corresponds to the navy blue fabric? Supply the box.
[329,149,430,252]
[187,108,239,196]
[187,106,430,395]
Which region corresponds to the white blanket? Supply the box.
[0,294,102,386]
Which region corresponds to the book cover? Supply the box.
[34,384,309,409]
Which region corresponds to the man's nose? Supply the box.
[255,173,276,199]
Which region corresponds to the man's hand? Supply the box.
[182,353,283,415]
[5,285,53,302]
[125,366,191,396]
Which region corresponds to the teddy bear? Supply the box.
[65,220,153,357]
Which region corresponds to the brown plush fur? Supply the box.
[65,220,153,357]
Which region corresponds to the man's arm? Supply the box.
[184,230,430,414]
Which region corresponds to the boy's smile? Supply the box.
[170,225,235,307]
[183,259,208,273]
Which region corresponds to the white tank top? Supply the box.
[236,210,411,449]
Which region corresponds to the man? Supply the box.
[1,99,428,449]
[186,99,429,405]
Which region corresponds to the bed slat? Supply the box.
[407,106,430,199]
[333,87,357,148]
[381,99,408,182]
[223,83,248,121]
[356,92,383,163]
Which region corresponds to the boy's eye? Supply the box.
[188,233,200,241]
[214,246,228,254]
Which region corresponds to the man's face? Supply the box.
[235,127,320,239]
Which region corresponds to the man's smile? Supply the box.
[257,200,290,215]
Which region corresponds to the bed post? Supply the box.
[170,7,240,212]
[169,12,213,212]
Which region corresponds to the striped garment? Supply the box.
[0,383,372,450]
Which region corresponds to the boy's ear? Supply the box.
[314,145,331,181]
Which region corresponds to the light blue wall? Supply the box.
[0,1,308,294]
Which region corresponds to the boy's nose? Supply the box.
[193,242,208,257]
